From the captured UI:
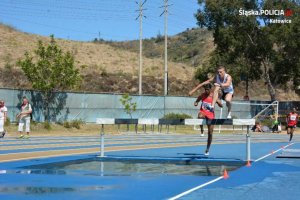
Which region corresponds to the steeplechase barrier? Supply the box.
[96,118,255,161]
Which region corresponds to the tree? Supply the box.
[195,0,300,100]
[119,93,137,118]
[119,93,137,131]
[264,0,300,95]
[17,35,81,121]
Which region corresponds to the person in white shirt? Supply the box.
[16,97,32,139]
[189,66,234,119]
[0,100,8,138]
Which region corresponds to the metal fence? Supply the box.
[0,88,298,123]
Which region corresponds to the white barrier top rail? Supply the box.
[96,118,255,126]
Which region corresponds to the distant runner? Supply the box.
[286,108,298,142]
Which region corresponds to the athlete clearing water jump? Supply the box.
[189,66,234,119]
[194,84,223,156]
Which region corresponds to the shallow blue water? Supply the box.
[22,158,243,177]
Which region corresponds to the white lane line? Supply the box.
[168,176,224,200]
[167,142,296,200]
[254,142,295,162]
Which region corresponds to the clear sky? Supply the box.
[0,0,199,41]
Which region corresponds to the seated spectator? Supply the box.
[251,122,263,132]
[262,125,270,132]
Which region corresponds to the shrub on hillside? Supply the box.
[4,117,10,127]
[163,113,192,119]
[70,119,85,129]
[62,121,71,129]
[43,121,51,130]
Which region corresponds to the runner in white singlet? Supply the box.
[188,66,234,119]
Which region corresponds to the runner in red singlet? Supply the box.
[194,84,222,155]
[286,108,298,142]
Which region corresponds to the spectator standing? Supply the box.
[0,100,8,138]
[16,97,32,139]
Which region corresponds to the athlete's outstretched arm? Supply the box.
[188,77,214,96]
[220,75,232,87]
[194,94,203,106]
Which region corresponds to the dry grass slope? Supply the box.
[0,24,196,95]
[0,24,299,100]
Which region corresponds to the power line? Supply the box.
[1,0,133,12]
[0,15,132,40]
[0,0,199,41]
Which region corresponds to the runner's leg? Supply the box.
[289,127,295,142]
[211,85,221,110]
[224,93,233,118]
[205,124,214,155]
[198,112,205,136]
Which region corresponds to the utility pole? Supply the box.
[160,0,172,96]
[136,0,147,95]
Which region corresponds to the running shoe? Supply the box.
[23,135,30,139]
[227,113,232,119]
[200,133,205,137]
[3,130,6,138]
[18,135,24,139]
[204,151,209,156]
[0,132,4,138]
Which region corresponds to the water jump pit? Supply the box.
[0,155,245,199]
[19,155,245,177]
